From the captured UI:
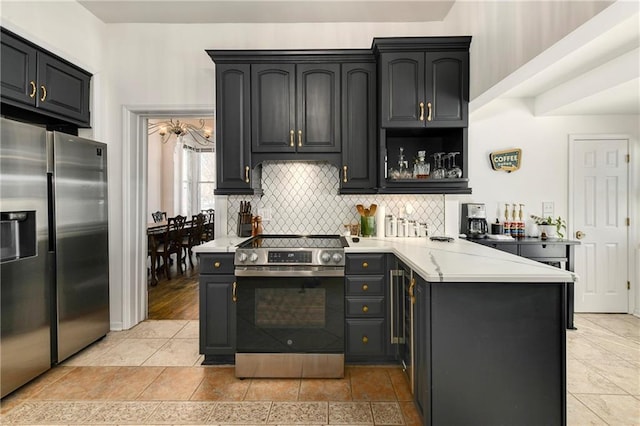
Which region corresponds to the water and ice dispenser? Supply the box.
[0,211,36,262]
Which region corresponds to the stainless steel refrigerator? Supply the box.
[1,118,109,398]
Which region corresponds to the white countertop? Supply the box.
[195,235,577,283]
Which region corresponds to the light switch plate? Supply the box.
[258,207,272,222]
[542,201,554,218]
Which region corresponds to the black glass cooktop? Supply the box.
[237,235,347,249]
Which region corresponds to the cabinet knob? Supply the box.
[290,130,294,147]
[427,102,432,122]
[576,230,586,240]
[298,130,302,147]
[362,305,369,313]
[29,81,36,98]
[362,283,368,291]
[362,262,368,268]
[214,261,221,268]
[419,101,425,121]
[40,85,47,102]
[362,336,369,344]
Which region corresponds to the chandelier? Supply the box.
[148,118,213,146]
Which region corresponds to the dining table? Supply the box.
[147,219,194,286]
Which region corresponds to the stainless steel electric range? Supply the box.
[234,235,347,378]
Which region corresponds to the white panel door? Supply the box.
[571,137,628,312]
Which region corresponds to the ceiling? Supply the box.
[78,0,639,117]
[77,0,455,23]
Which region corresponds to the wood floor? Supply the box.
[148,255,199,320]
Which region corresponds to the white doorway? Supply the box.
[120,106,214,329]
[569,135,630,313]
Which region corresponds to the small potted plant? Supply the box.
[530,214,566,239]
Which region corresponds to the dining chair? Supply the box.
[183,213,206,268]
[155,215,187,278]
[201,208,215,241]
[151,211,167,223]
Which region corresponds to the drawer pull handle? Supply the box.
[244,166,250,183]
[343,165,348,183]
[427,102,432,121]
[214,261,221,268]
[40,85,47,102]
[362,305,369,313]
[362,283,368,291]
[289,129,294,147]
[29,81,37,98]
[362,336,369,344]
[298,130,302,147]
[232,281,237,303]
[362,262,368,268]
[419,101,424,121]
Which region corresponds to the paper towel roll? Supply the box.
[375,204,386,238]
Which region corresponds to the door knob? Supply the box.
[575,230,586,240]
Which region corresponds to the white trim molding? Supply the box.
[120,104,214,329]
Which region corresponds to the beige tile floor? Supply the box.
[1,314,638,425]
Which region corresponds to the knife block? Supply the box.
[237,213,252,237]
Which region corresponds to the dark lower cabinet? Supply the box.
[345,253,392,362]
[413,280,566,426]
[199,254,236,364]
[1,27,91,127]
[412,275,429,420]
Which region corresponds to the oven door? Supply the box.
[235,275,344,354]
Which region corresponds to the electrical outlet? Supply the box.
[542,201,554,218]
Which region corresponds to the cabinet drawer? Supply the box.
[346,297,385,317]
[346,319,386,356]
[346,275,384,296]
[346,254,385,275]
[199,254,235,274]
[485,243,518,255]
[520,244,566,259]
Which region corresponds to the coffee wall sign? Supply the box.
[490,148,522,172]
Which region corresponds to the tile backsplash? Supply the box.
[227,162,445,236]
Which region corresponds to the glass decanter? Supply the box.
[413,150,430,179]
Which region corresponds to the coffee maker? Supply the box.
[461,203,489,238]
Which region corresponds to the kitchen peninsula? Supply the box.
[195,236,575,425]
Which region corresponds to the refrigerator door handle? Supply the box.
[47,172,55,252]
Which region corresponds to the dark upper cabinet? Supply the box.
[1,32,37,106]
[374,37,470,129]
[215,63,254,195]
[252,63,340,153]
[374,37,472,194]
[1,28,91,127]
[340,62,377,193]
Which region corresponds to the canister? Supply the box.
[385,215,397,237]
[397,218,406,237]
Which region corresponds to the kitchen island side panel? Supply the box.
[429,282,566,426]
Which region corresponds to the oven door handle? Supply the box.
[235,268,344,278]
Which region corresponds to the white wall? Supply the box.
[462,98,638,225]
